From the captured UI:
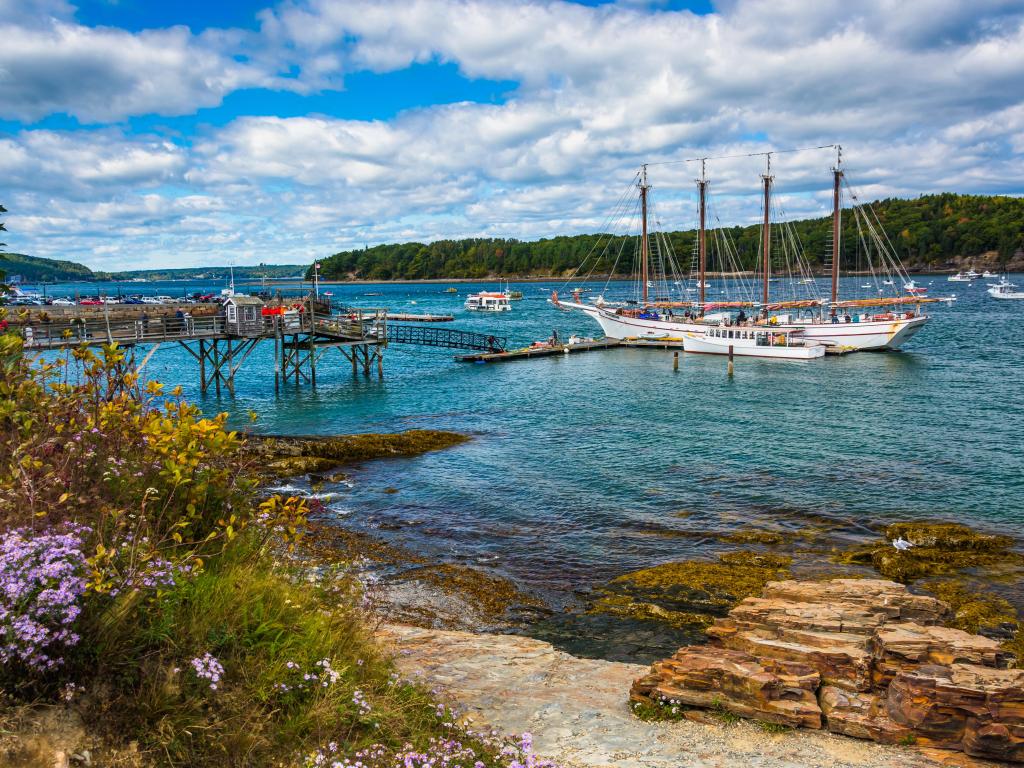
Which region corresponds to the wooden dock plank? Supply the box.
[456,338,621,363]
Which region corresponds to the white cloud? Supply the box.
[2,0,1024,269]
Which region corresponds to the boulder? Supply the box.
[707,601,874,691]
[630,645,822,729]
[631,577,1024,761]
[886,664,1024,761]
[818,685,913,744]
[761,579,950,625]
[871,622,1013,688]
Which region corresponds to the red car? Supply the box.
[78,299,103,305]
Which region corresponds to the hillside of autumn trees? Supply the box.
[315,194,1024,280]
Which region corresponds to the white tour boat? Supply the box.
[464,291,512,311]
[553,148,946,352]
[948,271,974,282]
[683,326,825,360]
[987,278,1024,300]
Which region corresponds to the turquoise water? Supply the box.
[24,275,1024,653]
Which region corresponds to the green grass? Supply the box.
[78,539,472,767]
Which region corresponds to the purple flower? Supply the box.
[190,652,224,690]
[0,527,88,672]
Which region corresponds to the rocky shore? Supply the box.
[380,623,984,768]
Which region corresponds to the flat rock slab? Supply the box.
[379,623,983,768]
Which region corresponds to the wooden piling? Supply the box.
[728,345,734,377]
[673,351,679,371]
[199,339,206,393]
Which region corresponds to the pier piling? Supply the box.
[728,345,734,377]
[673,351,679,371]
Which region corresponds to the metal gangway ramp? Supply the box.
[386,324,506,352]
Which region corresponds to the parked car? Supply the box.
[140,296,163,304]
[122,297,143,305]
[49,298,76,306]
[79,298,103,306]
[153,296,175,304]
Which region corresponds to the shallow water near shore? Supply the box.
[30,274,1024,659]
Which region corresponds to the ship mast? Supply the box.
[830,145,843,313]
[761,154,773,314]
[640,165,650,306]
[697,159,707,312]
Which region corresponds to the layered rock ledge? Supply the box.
[631,578,1024,763]
[380,623,957,768]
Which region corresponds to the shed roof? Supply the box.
[223,295,265,306]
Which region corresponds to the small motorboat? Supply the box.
[682,326,825,360]
[465,291,512,311]
[982,270,996,278]
[948,272,974,282]
[903,280,928,295]
[988,278,1024,300]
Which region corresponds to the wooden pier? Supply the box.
[19,308,388,395]
[15,301,510,394]
[457,338,621,363]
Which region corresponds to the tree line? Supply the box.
[314,193,1024,280]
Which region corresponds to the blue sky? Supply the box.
[2,0,1023,269]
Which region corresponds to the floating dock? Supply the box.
[457,338,622,363]
[370,312,453,322]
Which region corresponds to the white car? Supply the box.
[140,296,165,304]
[50,298,76,306]
[153,296,176,304]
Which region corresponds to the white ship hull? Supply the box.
[682,334,825,360]
[563,302,927,351]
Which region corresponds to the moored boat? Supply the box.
[987,278,1024,300]
[948,271,973,282]
[554,146,947,352]
[464,291,512,311]
[682,326,825,360]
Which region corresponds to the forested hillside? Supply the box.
[0,252,95,282]
[316,194,1024,280]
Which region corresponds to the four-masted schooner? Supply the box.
[554,147,949,352]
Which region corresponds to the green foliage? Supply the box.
[0,252,95,282]
[91,543,452,767]
[314,193,1024,280]
[100,265,307,281]
[0,332,529,767]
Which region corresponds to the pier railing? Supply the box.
[17,309,386,350]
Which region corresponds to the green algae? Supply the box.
[265,455,342,476]
[884,522,1014,552]
[588,551,791,630]
[396,564,545,621]
[833,521,1023,583]
[920,579,1019,635]
[719,529,785,546]
[249,429,469,479]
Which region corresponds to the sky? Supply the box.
[2,0,1023,271]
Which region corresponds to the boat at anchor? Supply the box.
[682,326,825,360]
[553,147,947,352]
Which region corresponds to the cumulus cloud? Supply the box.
[2,0,1024,268]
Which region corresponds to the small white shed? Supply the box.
[222,295,264,337]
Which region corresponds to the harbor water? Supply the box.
[21,275,1024,653]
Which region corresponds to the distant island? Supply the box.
[4,193,1022,284]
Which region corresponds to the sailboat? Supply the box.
[553,148,947,351]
